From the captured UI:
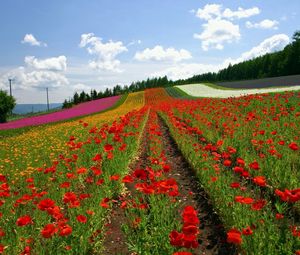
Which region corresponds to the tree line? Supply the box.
[63,30,300,108]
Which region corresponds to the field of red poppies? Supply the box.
[0,88,299,255]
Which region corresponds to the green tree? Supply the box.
[73,92,80,104]
[0,90,16,123]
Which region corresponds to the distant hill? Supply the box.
[13,103,62,115]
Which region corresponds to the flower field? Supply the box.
[0,88,299,255]
[176,83,300,98]
[0,96,122,130]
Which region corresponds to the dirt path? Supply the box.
[101,120,149,255]
[102,112,236,255]
[158,115,236,255]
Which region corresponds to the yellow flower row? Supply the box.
[0,92,145,177]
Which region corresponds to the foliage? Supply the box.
[0,90,16,123]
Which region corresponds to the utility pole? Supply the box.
[46,87,50,111]
[8,79,13,96]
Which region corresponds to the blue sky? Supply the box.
[0,0,299,103]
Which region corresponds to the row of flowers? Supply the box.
[0,97,148,254]
[158,90,299,255]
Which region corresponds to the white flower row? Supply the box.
[176,84,300,98]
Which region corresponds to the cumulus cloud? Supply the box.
[151,34,290,81]
[246,19,279,30]
[195,4,222,21]
[79,33,128,72]
[24,56,67,71]
[152,63,220,80]
[223,34,290,66]
[194,4,260,50]
[194,19,240,51]
[21,34,47,47]
[73,83,91,92]
[0,56,69,91]
[222,7,260,20]
[195,4,260,21]
[134,45,192,62]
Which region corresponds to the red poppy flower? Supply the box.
[182,233,199,248]
[276,213,284,220]
[119,143,127,151]
[76,215,87,223]
[96,179,104,185]
[109,175,120,181]
[223,159,232,167]
[16,215,33,226]
[233,166,244,173]
[122,175,133,183]
[133,169,148,180]
[104,144,113,152]
[60,182,71,188]
[26,178,34,183]
[77,167,87,174]
[0,228,5,237]
[236,158,245,166]
[242,226,253,235]
[20,246,30,255]
[253,176,267,187]
[65,245,72,251]
[100,197,110,208]
[230,182,240,188]
[251,199,267,210]
[182,224,199,235]
[59,224,72,236]
[249,161,260,170]
[0,244,4,254]
[227,228,242,244]
[169,230,183,247]
[289,142,299,151]
[38,198,55,211]
[63,192,77,204]
[66,173,75,179]
[163,164,171,172]
[92,154,102,161]
[41,223,57,238]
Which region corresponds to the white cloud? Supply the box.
[79,33,128,72]
[223,34,290,66]
[195,4,260,21]
[127,39,142,47]
[151,34,290,81]
[194,19,240,51]
[73,83,91,92]
[134,45,192,62]
[21,34,47,47]
[194,4,259,51]
[246,19,279,30]
[195,4,222,20]
[222,7,260,20]
[152,63,220,80]
[0,56,69,91]
[24,56,67,71]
